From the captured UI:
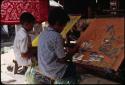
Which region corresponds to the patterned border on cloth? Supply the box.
[1,0,48,24]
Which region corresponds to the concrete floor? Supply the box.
[1,47,119,84]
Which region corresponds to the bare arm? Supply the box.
[21,47,37,59]
[21,47,31,59]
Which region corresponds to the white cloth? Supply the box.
[15,24,21,34]
[3,25,8,33]
[38,27,67,79]
[13,26,31,66]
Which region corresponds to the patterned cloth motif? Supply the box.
[1,0,48,24]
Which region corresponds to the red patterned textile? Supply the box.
[1,0,48,24]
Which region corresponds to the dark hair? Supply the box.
[48,7,70,25]
[20,12,35,24]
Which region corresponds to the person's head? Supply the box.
[48,7,70,33]
[20,12,35,32]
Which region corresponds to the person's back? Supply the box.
[38,26,67,79]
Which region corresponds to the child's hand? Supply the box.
[81,40,93,51]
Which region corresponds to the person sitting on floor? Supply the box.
[37,7,80,84]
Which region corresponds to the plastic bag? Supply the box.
[25,66,37,84]
[25,57,38,84]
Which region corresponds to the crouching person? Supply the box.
[13,12,38,83]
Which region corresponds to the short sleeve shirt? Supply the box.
[38,27,67,79]
[14,27,31,66]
